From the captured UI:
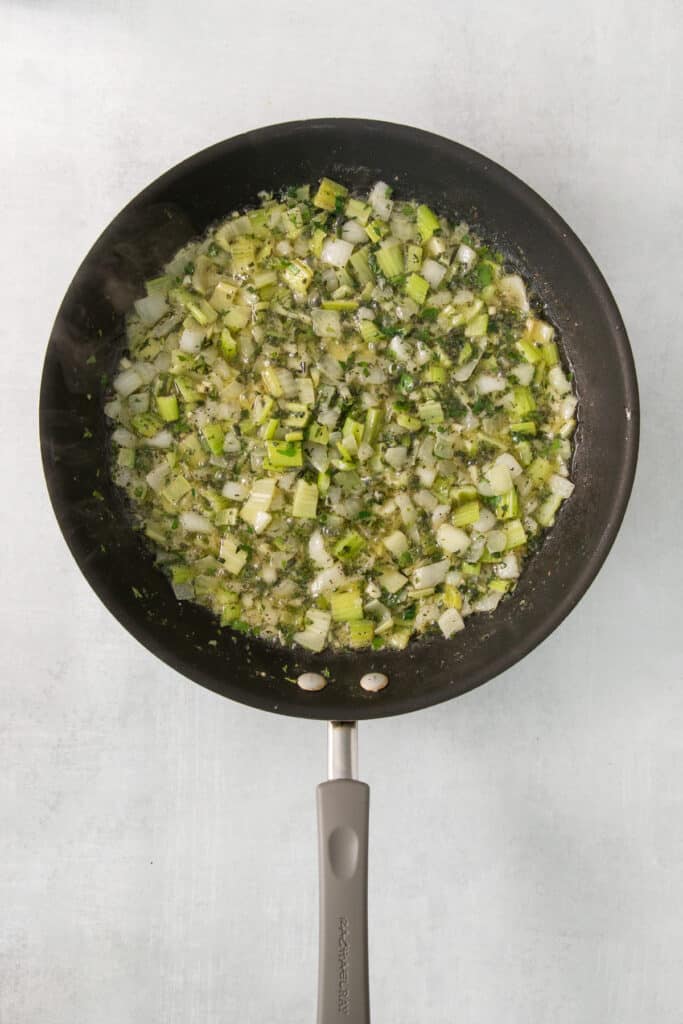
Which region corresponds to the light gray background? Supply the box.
[2,1,681,1021]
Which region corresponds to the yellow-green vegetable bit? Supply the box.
[106,179,577,653]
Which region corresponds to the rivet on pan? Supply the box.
[360,673,389,693]
[297,672,327,692]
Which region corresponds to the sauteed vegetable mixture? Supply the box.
[106,179,577,652]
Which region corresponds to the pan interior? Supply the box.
[40,119,639,720]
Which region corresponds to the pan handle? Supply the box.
[317,722,370,1024]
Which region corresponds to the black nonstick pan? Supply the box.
[40,119,639,1023]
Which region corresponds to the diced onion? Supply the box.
[412,560,450,589]
[421,259,446,288]
[321,238,354,268]
[436,524,470,555]
[180,511,212,533]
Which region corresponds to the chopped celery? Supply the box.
[282,259,313,295]
[330,589,364,622]
[333,531,365,561]
[464,313,488,338]
[396,410,422,431]
[345,197,372,224]
[536,493,563,528]
[313,177,348,211]
[231,237,255,274]
[321,299,359,311]
[376,244,404,280]
[266,440,302,468]
[365,220,388,243]
[495,488,519,520]
[359,320,382,344]
[443,585,462,609]
[416,204,440,242]
[418,400,444,424]
[307,422,330,445]
[348,619,375,648]
[362,408,384,446]
[452,500,480,527]
[201,423,224,456]
[261,366,283,397]
[156,395,179,422]
[505,519,528,548]
[292,480,318,519]
[423,365,446,384]
[405,244,423,273]
[349,247,374,286]
[131,412,163,438]
[511,386,536,417]
[405,273,429,305]
[161,475,192,505]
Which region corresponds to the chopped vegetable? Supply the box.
[107,177,576,653]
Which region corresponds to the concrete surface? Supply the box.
[2,0,682,1021]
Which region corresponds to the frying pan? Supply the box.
[40,119,639,1022]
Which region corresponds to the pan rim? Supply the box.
[40,118,640,720]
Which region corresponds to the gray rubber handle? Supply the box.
[317,779,370,1024]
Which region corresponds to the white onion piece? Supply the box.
[154,351,171,372]
[549,474,575,499]
[113,368,143,397]
[321,237,354,267]
[308,530,333,568]
[414,488,438,512]
[389,335,411,362]
[476,373,506,394]
[453,357,480,383]
[548,365,572,395]
[341,220,368,245]
[486,530,507,554]
[222,481,245,501]
[368,181,393,220]
[436,524,470,555]
[422,259,446,288]
[486,462,513,495]
[180,511,212,533]
[473,507,497,533]
[275,239,292,257]
[134,362,157,384]
[416,602,439,631]
[512,362,535,386]
[311,308,341,339]
[473,592,503,613]
[560,395,578,420]
[134,292,168,325]
[495,453,523,479]
[395,493,417,527]
[179,327,205,353]
[498,274,529,312]
[412,561,450,589]
[145,430,173,449]
[318,357,343,383]
[438,607,465,638]
[417,465,437,488]
[496,553,520,579]
[431,504,451,528]
[311,564,346,597]
[112,427,136,448]
[145,463,169,492]
[104,398,121,419]
[127,392,149,415]
[385,446,408,469]
[456,244,477,267]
